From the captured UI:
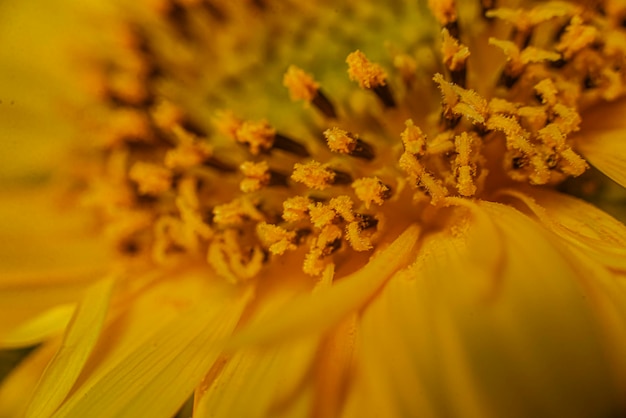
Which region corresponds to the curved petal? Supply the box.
[52,273,253,418]
[0,339,61,418]
[25,277,114,418]
[348,201,624,418]
[0,304,75,348]
[193,336,318,418]
[577,100,626,188]
[499,188,626,271]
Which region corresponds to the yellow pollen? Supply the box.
[74,0,626,282]
[453,133,477,196]
[308,202,338,229]
[352,177,390,208]
[256,222,297,255]
[234,120,276,155]
[324,127,357,154]
[165,127,213,169]
[489,38,561,77]
[345,221,373,252]
[152,100,185,131]
[346,50,388,89]
[102,109,152,147]
[283,65,320,102]
[291,161,336,190]
[212,198,264,227]
[282,196,312,222]
[129,162,172,195]
[441,28,470,72]
[214,110,243,140]
[207,230,265,283]
[239,160,271,193]
[433,73,488,124]
[398,152,448,204]
[401,119,427,156]
[329,196,355,223]
[557,16,599,60]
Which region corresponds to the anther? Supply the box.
[441,28,469,87]
[292,161,353,190]
[323,127,375,160]
[352,177,391,208]
[355,213,379,230]
[129,162,172,196]
[346,50,396,108]
[283,65,337,118]
[273,133,310,157]
[240,161,289,192]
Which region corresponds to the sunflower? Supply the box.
[2,0,626,417]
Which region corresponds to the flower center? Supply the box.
[74,0,626,280]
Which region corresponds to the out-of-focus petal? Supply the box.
[0,304,74,348]
[0,339,61,418]
[52,274,252,418]
[26,277,114,418]
[0,189,108,277]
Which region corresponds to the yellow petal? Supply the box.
[310,315,358,418]
[500,188,626,271]
[26,277,114,418]
[0,189,108,276]
[0,339,61,418]
[226,224,420,348]
[53,275,252,418]
[348,201,624,417]
[0,304,74,348]
[193,336,318,418]
[477,201,623,416]
[577,100,626,188]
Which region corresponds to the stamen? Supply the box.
[273,133,310,157]
[428,0,459,37]
[129,162,172,195]
[352,177,391,208]
[282,196,312,222]
[441,28,469,87]
[453,132,477,196]
[346,50,396,108]
[291,161,352,190]
[400,119,427,156]
[212,198,264,227]
[234,119,276,155]
[256,222,297,255]
[556,16,598,60]
[398,152,448,204]
[323,127,375,160]
[345,221,373,251]
[283,65,337,118]
[240,161,271,193]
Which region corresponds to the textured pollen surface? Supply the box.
[74,0,626,280]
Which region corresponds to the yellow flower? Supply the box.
[2,1,626,417]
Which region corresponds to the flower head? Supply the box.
[2,0,626,417]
